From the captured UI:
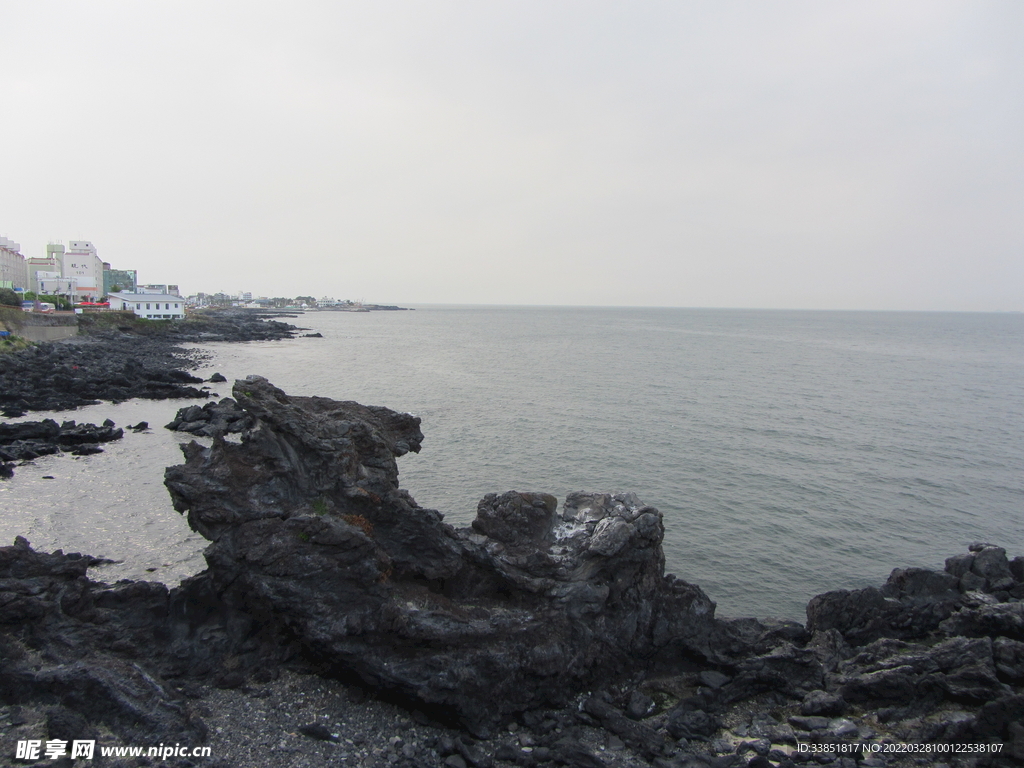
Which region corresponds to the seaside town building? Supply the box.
[137,284,180,296]
[27,255,64,294]
[0,236,28,291]
[103,266,138,295]
[107,292,185,319]
[36,272,77,297]
[62,241,104,301]
[187,292,232,307]
[4,234,166,306]
[47,243,65,269]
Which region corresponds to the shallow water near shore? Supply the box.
[2,306,1023,620]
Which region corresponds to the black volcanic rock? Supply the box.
[0,309,299,417]
[163,376,720,730]
[164,397,254,438]
[4,374,1024,759]
[0,337,208,416]
[807,571,968,647]
[0,538,211,745]
[0,418,123,474]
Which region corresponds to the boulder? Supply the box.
[880,567,958,598]
[993,637,1024,682]
[666,707,718,740]
[945,552,974,579]
[582,696,668,758]
[972,546,1012,583]
[165,397,254,437]
[805,587,892,646]
[800,690,846,717]
[971,546,1015,592]
[807,570,966,647]
[939,602,1024,640]
[471,491,558,548]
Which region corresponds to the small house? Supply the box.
[107,292,186,320]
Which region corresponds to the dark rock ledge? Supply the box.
[2,377,1022,767]
[0,418,125,477]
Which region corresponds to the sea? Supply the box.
[2,306,1022,621]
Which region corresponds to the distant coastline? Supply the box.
[303,303,411,312]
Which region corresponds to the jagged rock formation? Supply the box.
[164,376,719,732]
[158,377,1024,754]
[164,397,254,438]
[2,376,1022,764]
[0,539,216,747]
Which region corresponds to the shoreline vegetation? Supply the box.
[0,311,1020,767]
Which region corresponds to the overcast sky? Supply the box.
[2,1,1022,309]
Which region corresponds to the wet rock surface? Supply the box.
[0,418,124,477]
[1,377,1022,766]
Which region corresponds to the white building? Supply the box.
[63,241,104,301]
[27,256,62,293]
[47,243,65,269]
[36,271,77,296]
[108,292,186,320]
[0,236,28,290]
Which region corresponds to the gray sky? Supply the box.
[2,1,1022,309]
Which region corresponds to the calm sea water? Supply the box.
[2,307,1022,620]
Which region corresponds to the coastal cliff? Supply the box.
[1,378,1021,766]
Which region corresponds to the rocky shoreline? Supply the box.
[0,308,301,476]
[0,308,300,417]
[1,376,1021,767]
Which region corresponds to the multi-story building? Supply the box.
[103,266,137,295]
[0,236,28,290]
[62,241,104,301]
